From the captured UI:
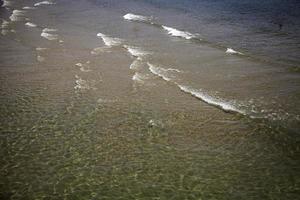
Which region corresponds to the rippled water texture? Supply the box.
[0,0,300,199]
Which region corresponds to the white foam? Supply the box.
[34,1,55,7]
[9,10,26,22]
[162,25,196,40]
[25,22,37,27]
[124,45,150,59]
[23,6,35,10]
[41,28,58,40]
[178,85,245,114]
[96,33,122,47]
[147,63,172,82]
[41,32,58,40]
[123,13,152,23]
[226,48,243,55]
[43,28,57,32]
[147,62,245,114]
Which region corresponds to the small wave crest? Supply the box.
[34,1,55,7]
[123,13,153,23]
[162,25,197,40]
[23,6,36,10]
[148,62,245,114]
[41,28,58,40]
[124,45,150,59]
[43,28,57,32]
[226,48,243,55]
[9,10,26,22]
[96,33,123,47]
[178,85,245,114]
[25,22,37,27]
[147,63,173,82]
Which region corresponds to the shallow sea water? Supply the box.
[0,0,300,199]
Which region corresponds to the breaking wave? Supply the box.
[147,62,245,114]
[162,25,197,40]
[25,22,37,27]
[96,33,123,47]
[226,48,243,55]
[41,28,58,40]
[9,10,26,22]
[178,85,245,114]
[148,63,173,82]
[124,45,150,59]
[123,13,153,23]
[23,6,36,10]
[34,1,55,7]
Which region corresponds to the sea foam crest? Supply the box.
[9,10,26,22]
[41,28,58,40]
[124,45,150,59]
[147,63,173,82]
[226,48,243,55]
[162,25,196,40]
[43,28,57,32]
[123,13,152,23]
[147,62,245,114]
[178,85,245,114]
[97,33,122,47]
[23,6,36,10]
[34,1,55,7]
[25,22,37,27]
